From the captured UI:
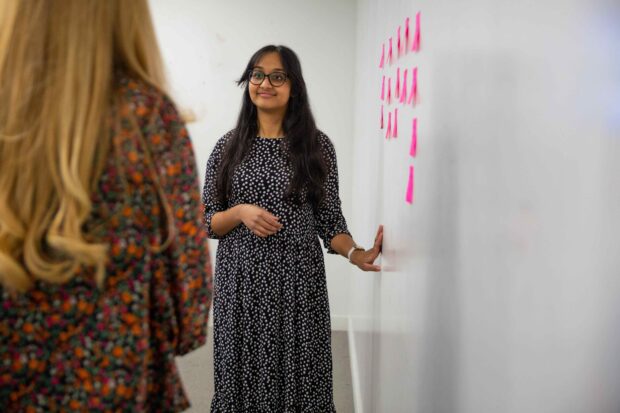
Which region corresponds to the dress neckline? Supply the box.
[256,135,286,140]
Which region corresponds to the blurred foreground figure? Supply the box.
[0,1,212,411]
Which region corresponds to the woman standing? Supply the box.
[0,1,212,411]
[203,45,383,412]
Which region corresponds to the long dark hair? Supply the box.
[216,45,327,211]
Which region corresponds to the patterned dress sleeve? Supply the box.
[314,132,351,254]
[153,96,213,356]
[202,132,231,240]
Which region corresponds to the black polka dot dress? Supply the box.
[202,131,350,412]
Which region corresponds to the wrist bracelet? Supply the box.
[347,244,364,263]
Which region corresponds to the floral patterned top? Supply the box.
[0,76,213,412]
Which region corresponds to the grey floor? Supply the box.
[177,327,354,412]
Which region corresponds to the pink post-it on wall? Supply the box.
[380,105,384,129]
[410,118,418,156]
[393,108,398,137]
[400,69,408,103]
[379,43,385,68]
[412,12,421,52]
[405,17,410,52]
[387,77,392,104]
[381,75,385,100]
[406,165,414,204]
[408,67,418,106]
[413,67,418,104]
[386,111,392,139]
[397,26,402,57]
[395,68,400,99]
[388,37,393,65]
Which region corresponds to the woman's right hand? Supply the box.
[238,204,283,238]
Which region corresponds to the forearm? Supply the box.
[330,233,357,258]
[210,204,245,237]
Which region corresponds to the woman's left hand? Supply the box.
[350,225,383,272]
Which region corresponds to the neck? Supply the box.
[257,110,285,138]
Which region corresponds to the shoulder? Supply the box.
[115,74,176,117]
[114,74,187,151]
[207,129,235,162]
[214,129,235,151]
[114,74,184,136]
[316,130,337,159]
[217,129,235,147]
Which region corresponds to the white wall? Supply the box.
[351,0,620,412]
[149,0,358,326]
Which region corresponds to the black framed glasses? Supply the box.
[248,70,288,87]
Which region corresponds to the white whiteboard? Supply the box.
[349,0,620,412]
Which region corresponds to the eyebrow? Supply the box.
[253,66,285,72]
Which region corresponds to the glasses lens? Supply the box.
[269,72,287,86]
[250,70,265,85]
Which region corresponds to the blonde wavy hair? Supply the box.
[0,0,168,292]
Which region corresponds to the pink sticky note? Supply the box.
[408,67,418,106]
[412,12,421,52]
[379,43,385,68]
[386,111,392,139]
[388,37,393,65]
[405,17,410,52]
[387,77,392,104]
[410,118,418,156]
[381,75,385,100]
[400,69,408,103]
[406,165,414,204]
[413,67,418,104]
[380,105,384,129]
[393,108,398,138]
[395,68,400,99]
[397,26,402,57]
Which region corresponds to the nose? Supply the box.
[259,76,272,88]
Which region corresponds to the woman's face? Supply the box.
[248,52,291,115]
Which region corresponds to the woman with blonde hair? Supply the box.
[0,0,212,411]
